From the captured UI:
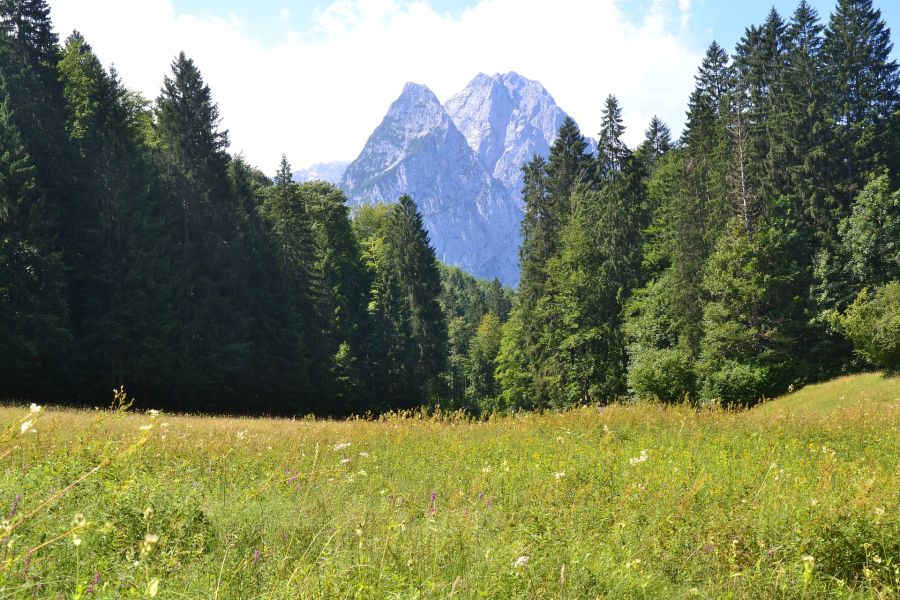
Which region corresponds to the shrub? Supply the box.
[699,359,770,408]
[841,282,900,374]
[627,347,695,403]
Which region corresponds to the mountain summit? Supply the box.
[340,73,591,285]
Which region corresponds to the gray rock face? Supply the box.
[293,161,349,185]
[445,72,570,198]
[340,74,593,286]
[340,83,522,284]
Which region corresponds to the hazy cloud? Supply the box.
[52,0,701,171]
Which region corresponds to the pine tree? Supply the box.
[58,32,177,401]
[543,96,646,404]
[0,79,69,399]
[823,0,900,209]
[635,115,672,172]
[155,52,246,410]
[259,156,325,413]
[300,180,371,413]
[370,195,447,409]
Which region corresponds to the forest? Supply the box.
[1,0,898,416]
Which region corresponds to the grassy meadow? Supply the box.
[0,374,898,599]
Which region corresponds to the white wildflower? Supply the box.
[139,424,153,431]
[236,430,246,440]
[148,409,161,418]
[629,450,648,466]
[340,458,351,465]
[72,513,86,528]
[147,578,160,598]
[358,452,369,458]
[333,442,351,451]
[20,420,35,434]
[514,555,529,569]
[72,534,82,547]
[481,466,492,474]
[555,472,565,480]
[29,403,42,414]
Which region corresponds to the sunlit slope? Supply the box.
[752,372,899,417]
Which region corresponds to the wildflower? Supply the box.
[333,442,351,451]
[139,424,153,431]
[340,458,351,465]
[9,494,20,519]
[147,578,160,598]
[629,450,648,466]
[801,554,815,564]
[143,506,154,520]
[554,472,565,480]
[20,420,35,434]
[140,533,159,555]
[236,430,246,440]
[86,572,100,594]
[72,513,86,528]
[148,409,161,418]
[514,555,529,569]
[29,403,42,414]
[72,534,82,547]
[358,452,369,458]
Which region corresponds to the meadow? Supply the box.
[0,374,897,599]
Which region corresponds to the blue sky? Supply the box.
[51,0,900,170]
[172,0,899,59]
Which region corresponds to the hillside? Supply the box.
[0,374,896,598]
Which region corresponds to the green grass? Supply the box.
[0,374,898,599]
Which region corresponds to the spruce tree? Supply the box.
[0,81,69,399]
[823,0,900,209]
[370,195,447,409]
[58,32,177,401]
[155,52,246,409]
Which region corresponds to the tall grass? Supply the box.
[0,374,897,598]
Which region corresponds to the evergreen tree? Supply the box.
[58,32,176,401]
[822,0,900,209]
[155,52,246,409]
[0,80,69,399]
[635,115,672,171]
[518,118,593,404]
[370,195,447,409]
[300,180,371,413]
[259,156,325,413]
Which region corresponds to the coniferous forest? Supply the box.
[1,0,898,416]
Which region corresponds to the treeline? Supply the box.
[491,0,900,409]
[3,0,899,415]
[1,1,518,415]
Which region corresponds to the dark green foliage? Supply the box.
[0,79,69,398]
[58,33,176,401]
[840,282,900,373]
[367,195,448,410]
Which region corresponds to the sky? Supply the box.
[50,0,900,173]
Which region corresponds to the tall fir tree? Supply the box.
[0,79,69,399]
[155,52,247,410]
[370,195,447,410]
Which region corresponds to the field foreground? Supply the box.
[1,374,898,598]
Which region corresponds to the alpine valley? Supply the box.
[328,72,594,285]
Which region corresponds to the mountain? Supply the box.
[293,161,349,185]
[340,83,522,284]
[339,73,592,286]
[445,72,594,198]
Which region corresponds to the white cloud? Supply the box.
[51,0,701,172]
[280,7,293,22]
